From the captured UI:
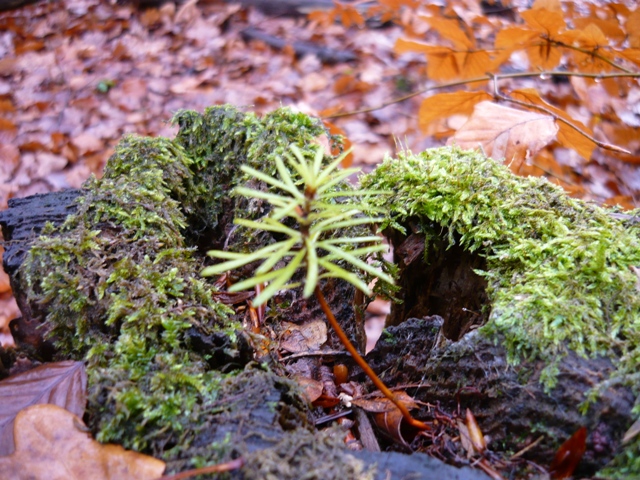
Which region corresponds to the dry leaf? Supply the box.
[395,39,490,80]
[510,89,596,160]
[457,417,476,458]
[295,376,324,403]
[418,91,492,132]
[0,361,87,455]
[449,101,558,169]
[465,408,486,453]
[356,392,418,447]
[0,404,165,480]
[351,391,418,413]
[279,319,327,353]
[622,416,640,444]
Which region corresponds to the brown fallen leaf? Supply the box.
[0,360,87,455]
[279,319,327,353]
[449,101,558,171]
[351,391,418,413]
[295,375,324,403]
[0,404,165,480]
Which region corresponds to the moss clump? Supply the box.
[361,146,640,391]
[19,105,337,462]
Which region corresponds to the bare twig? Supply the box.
[323,70,640,120]
[494,88,632,155]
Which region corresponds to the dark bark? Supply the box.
[0,190,83,359]
[364,316,635,477]
[231,0,335,17]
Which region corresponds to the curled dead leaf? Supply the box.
[353,391,419,447]
[549,426,587,479]
[295,375,324,403]
[466,408,486,454]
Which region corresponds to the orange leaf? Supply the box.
[395,39,490,80]
[627,8,640,48]
[0,404,165,480]
[418,91,492,132]
[549,427,587,479]
[619,48,640,67]
[573,17,625,44]
[323,120,353,167]
[495,27,540,50]
[532,0,562,11]
[449,101,558,169]
[419,15,474,49]
[521,8,566,36]
[510,88,596,159]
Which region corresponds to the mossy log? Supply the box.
[0,106,492,479]
[2,108,639,478]
[361,148,640,478]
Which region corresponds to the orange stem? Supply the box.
[314,285,430,431]
[157,458,244,480]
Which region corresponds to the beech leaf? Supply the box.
[418,91,493,132]
[449,101,558,168]
[279,319,328,353]
[511,88,596,160]
[0,404,165,480]
[0,360,87,455]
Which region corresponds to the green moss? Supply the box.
[599,435,640,479]
[19,105,336,462]
[361,146,640,392]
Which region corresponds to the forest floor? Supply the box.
[0,2,639,478]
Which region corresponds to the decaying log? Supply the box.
[0,189,492,480]
[0,0,39,11]
[232,0,335,17]
[0,190,83,358]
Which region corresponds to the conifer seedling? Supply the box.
[202,145,429,430]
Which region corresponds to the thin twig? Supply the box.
[281,349,352,361]
[323,70,640,120]
[510,436,545,459]
[495,89,631,155]
[157,458,244,480]
[548,39,634,73]
[314,285,430,431]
